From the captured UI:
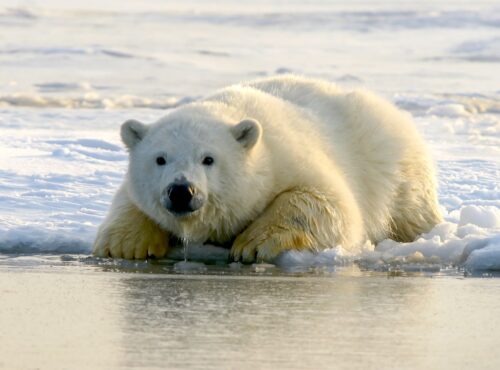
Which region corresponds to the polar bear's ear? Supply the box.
[231,119,262,150]
[121,119,148,150]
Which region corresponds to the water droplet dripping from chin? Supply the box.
[181,237,189,262]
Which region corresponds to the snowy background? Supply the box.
[0,0,498,272]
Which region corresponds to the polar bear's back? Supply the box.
[245,75,415,143]
[243,75,424,164]
[245,75,343,109]
[244,75,441,242]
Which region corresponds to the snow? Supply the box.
[459,205,500,228]
[462,236,500,271]
[0,0,498,273]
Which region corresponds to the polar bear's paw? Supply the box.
[230,190,317,263]
[93,206,169,260]
[231,227,314,263]
[93,230,168,259]
[230,187,351,263]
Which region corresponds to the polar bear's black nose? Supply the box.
[164,182,203,215]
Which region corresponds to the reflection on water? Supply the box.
[0,255,499,370]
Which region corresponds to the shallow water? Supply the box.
[1,255,500,370]
[0,0,498,264]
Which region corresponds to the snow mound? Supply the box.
[357,213,500,272]
[428,103,469,117]
[0,93,190,109]
[0,225,91,254]
[462,236,500,271]
[459,205,500,228]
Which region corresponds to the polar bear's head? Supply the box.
[121,104,268,244]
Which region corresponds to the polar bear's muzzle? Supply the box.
[162,181,205,216]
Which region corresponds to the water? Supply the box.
[0,0,498,264]
[1,256,499,370]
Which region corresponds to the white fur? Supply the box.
[94,75,442,259]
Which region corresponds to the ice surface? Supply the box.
[167,244,230,263]
[462,236,500,271]
[173,260,207,273]
[0,0,498,272]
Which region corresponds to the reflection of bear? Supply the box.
[93,75,442,262]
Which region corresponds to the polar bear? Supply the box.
[93,75,442,262]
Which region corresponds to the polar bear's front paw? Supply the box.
[93,209,169,260]
[231,189,334,263]
[231,227,313,263]
[94,228,168,259]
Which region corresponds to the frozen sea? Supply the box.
[0,0,499,369]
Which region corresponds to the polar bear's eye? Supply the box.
[202,156,214,166]
[156,156,166,166]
